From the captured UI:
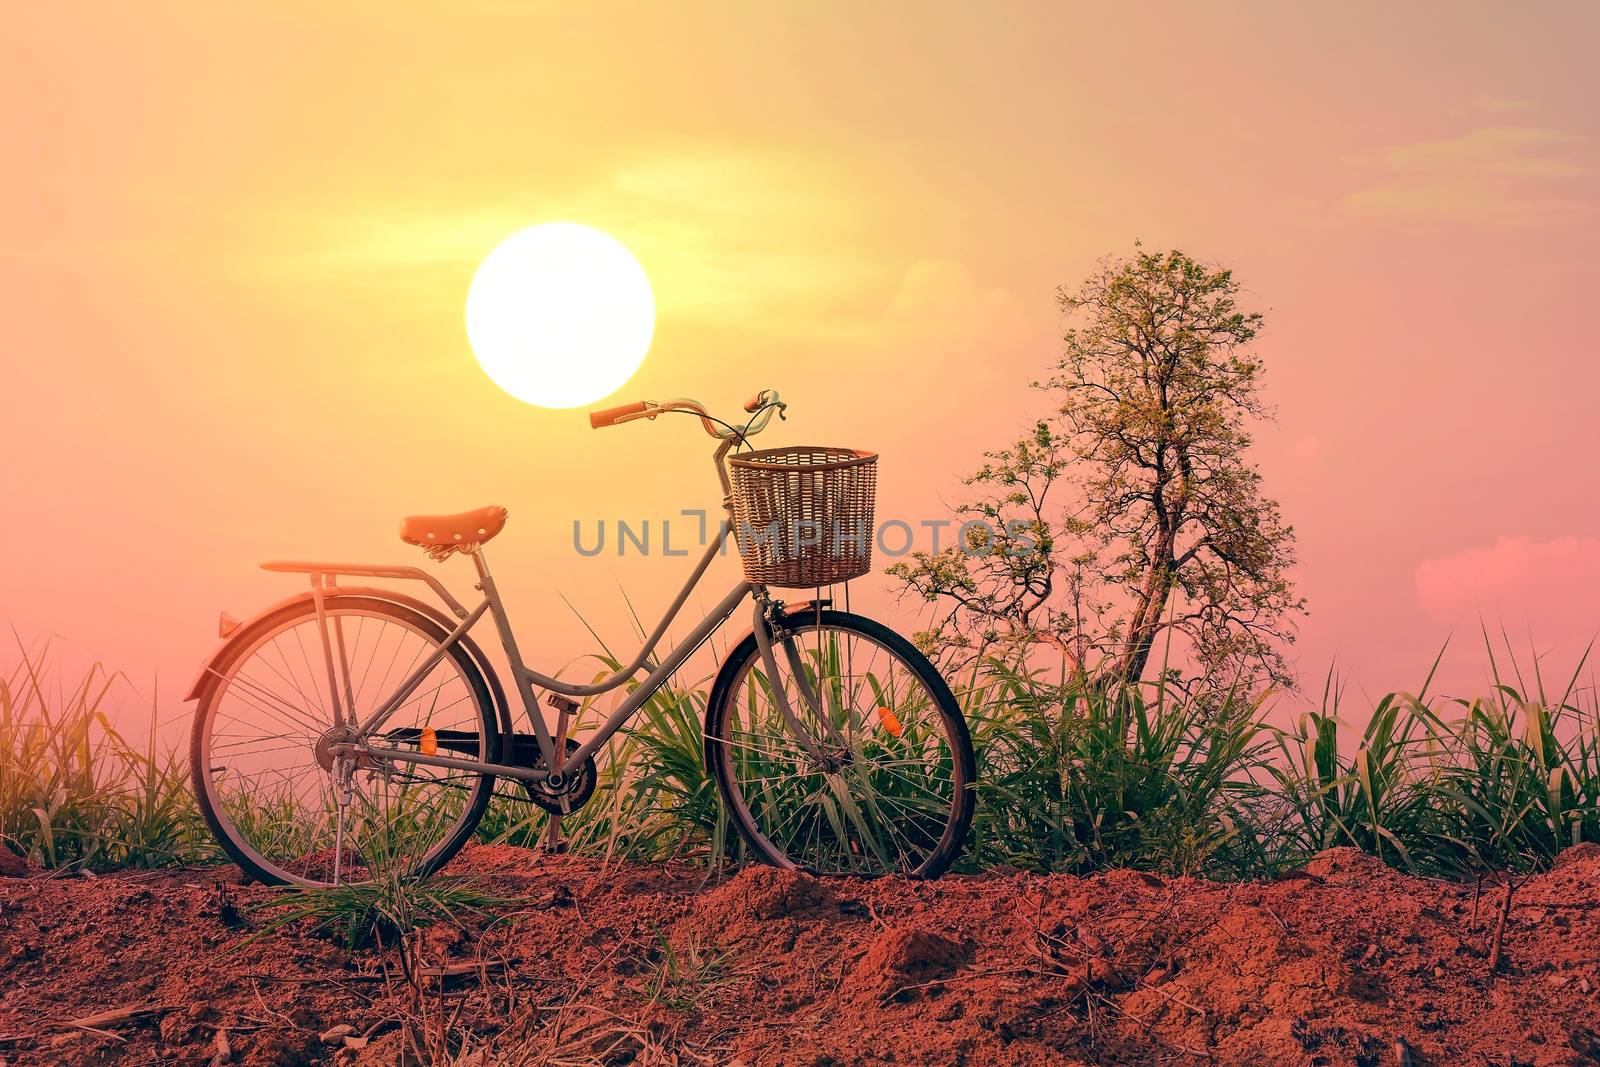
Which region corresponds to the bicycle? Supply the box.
[184,389,976,886]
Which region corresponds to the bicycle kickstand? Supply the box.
[542,694,576,855]
[333,762,354,885]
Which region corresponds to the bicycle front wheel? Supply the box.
[190,595,499,886]
[705,608,975,878]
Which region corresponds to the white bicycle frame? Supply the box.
[262,420,846,787]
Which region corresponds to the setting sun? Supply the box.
[465,222,655,408]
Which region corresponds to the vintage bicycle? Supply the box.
[185,389,976,886]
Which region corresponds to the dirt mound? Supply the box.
[846,927,968,999]
[703,863,838,921]
[2,848,1598,1065]
[1298,846,1395,885]
[0,849,28,878]
[1552,841,1600,878]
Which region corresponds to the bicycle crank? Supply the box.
[521,737,598,815]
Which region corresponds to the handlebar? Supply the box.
[589,389,785,441]
[588,401,652,429]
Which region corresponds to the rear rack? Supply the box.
[260,561,470,619]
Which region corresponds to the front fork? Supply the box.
[750,594,850,764]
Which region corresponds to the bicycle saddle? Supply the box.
[399,506,508,553]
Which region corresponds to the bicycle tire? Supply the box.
[704,607,976,878]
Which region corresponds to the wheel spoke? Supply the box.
[197,603,494,887]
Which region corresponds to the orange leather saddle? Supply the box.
[399,506,508,553]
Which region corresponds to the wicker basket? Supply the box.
[727,445,878,588]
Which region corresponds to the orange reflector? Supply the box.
[420,727,438,756]
[876,706,903,737]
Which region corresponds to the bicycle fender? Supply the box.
[714,599,831,652]
[181,585,515,740]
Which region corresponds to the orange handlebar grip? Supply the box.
[743,392,766,413]
[589,401,650,429]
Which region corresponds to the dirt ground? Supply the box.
[2,844,1598,1066]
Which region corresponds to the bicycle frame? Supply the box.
[264,520,758,785]
[253,408,846,788]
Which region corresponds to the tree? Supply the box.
[891,247,1304,686]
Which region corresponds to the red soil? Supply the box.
[2,844,1598,1066]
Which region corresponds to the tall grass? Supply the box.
[6,629,1599,882]
[962,659,1281,877]
[1268,636,1600,877]
[1,639,210,870]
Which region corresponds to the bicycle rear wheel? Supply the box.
[190,595,499,886]
[705,608,975,878]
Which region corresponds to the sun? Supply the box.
[465,222,655,408]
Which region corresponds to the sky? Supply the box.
[3,2,1598,730]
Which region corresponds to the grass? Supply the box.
[251,839,508,950]
[639,927,734,1010]
[965,658,1278,877]
[1,637,211,870]
[5,629,1599,884]
[1265,636,1600,878]
[245,827,517,1064]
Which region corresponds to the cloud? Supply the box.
[874,259,1032,350]
[1415,536,1600,644]
[253,147,915,335]
[1470,94,1533,115]
[247,148,1038,357]
[1343,124,1596,227]
[602,152,895,328]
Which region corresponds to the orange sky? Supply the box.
[4,3,1599,727]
